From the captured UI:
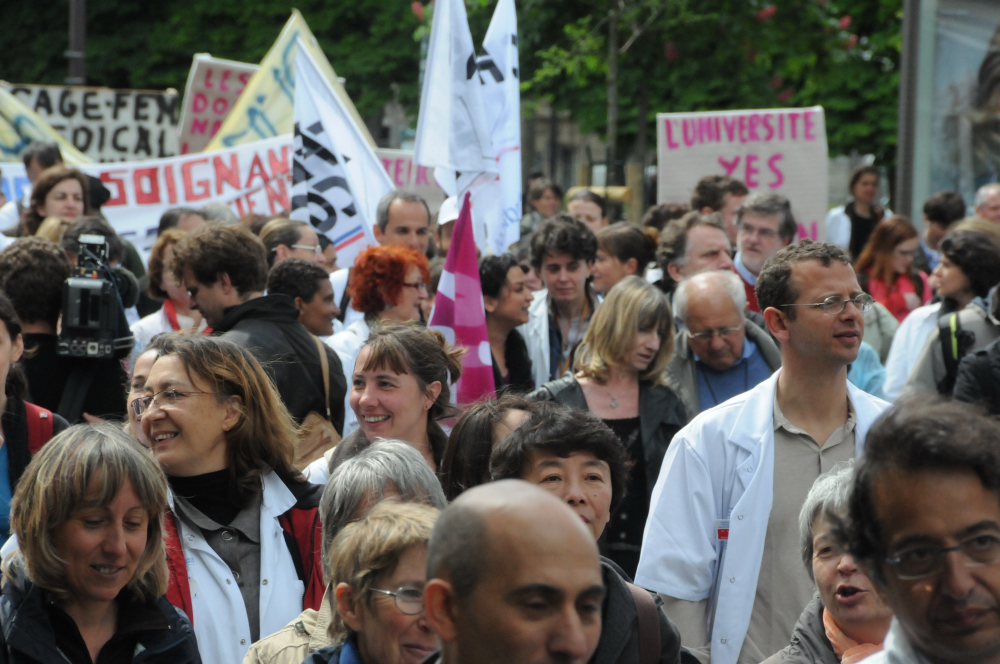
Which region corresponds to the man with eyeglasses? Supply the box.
[638,240,889,664]
[666,270,781,420]
[847,399,1000,664]
[733,192,797,313]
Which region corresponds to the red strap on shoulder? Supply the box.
[279,507,325,611]
[23,402,54,455]
[163,510,194,624]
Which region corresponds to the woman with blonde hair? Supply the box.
[528,275,687,576]
[0,423,201,663]
[304,501,439,664]
[135,334,325,664]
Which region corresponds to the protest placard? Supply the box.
[2,83,179,162]
[2,138,443,256]
[0,86,91,166]
[657,107,829,240]
[178,55,259,154]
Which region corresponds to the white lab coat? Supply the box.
[825,205,893,251]
[327,317,370,438]
[329,267,363,329]
[171,471,305,664]
[635,370,889,664]
[518,289,552,390]
[882,302,941,401]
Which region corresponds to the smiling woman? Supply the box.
[0,423,201,664]
[136,334,326,664]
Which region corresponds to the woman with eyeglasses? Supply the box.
[328,246,429,438]
[303,501,440,664]
[527,276,686,578]
[135,334,325,664]
[854,216,929,323]
[480,254,535,394]
[259,218,326,268]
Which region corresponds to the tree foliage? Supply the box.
[0,0,900,166]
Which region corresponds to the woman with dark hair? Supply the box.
[0,423,201,663]
[590,222,659,294]
[131,229,208,350]
[17,167,90,237]
[480,253,534,393]
[328,246,429,437]
[527,276,686,577]
[519,179,563,235]
[490,401,682,664]
[136,334,325,664]
[855,216,930,322]
[323,323,462,478]
[0,292,68,542]
[826,165,890,258]
[439,394,534,500]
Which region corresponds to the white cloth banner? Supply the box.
[290,41,386,267]
[478,0,522,253]
[657,107,829,241]
[413,0,497,250]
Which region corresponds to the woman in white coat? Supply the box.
[327,246,428,438]
[136,334,325,664]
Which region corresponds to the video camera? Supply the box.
[57,234,135,359]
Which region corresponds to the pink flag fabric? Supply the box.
[428,192,496,404]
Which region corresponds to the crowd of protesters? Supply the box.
[3,139,1000,664]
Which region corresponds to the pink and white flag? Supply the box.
[428,192,496,404]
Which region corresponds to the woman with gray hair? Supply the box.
[244,440,446,664]
[761,460,891,664]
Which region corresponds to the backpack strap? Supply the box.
[937,312,976,395]
[22,402,53,455]
[627,583,661,664]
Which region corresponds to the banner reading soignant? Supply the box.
[657,107,829,240]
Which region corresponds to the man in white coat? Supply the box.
[636,240,890,664]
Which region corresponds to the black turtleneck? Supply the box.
[168,469,240,525]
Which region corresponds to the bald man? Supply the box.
[423,480,605,664]
[666,270,781,420]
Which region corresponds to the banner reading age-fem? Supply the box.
[657,107,829,240]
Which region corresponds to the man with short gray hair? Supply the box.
[975,183,1000,224]
[666,270,781,419]
[734,192,796,312]
[331,188,432,327]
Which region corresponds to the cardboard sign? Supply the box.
[178,55,259,154]
[657,107,829,240]
[3,83,179,163]
[378,148,446,214]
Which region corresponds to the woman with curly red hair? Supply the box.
[327,246,429,437]
[855,216,930,322]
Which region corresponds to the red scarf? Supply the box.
[822,607,883,664]
[163,299,212,335]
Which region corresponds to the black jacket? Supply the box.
[954,336,1000,415]
[491,328,535,394]
[215,295,346,431]
[527,376,687,498]
[0,559,201,664]
[20,334,128,423]
[1,398,68,492]
[760,594,839,664]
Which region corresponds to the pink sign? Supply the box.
[178,54,259,154]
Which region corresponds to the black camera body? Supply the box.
[58,234,134,359]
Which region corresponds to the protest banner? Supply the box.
[205,10,373,151]
[657,107,829,240]
[0,85,90,166]
[178,55,259,155]
[2,83,179,162]
[2,137,442,255]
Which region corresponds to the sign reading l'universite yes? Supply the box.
[2,83,180,162]
[657,107,829,241]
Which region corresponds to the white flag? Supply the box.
[479,0,522,253]
[413,0,497,249]
[291,41,390,266]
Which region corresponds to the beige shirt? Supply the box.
[737,396,857,664]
